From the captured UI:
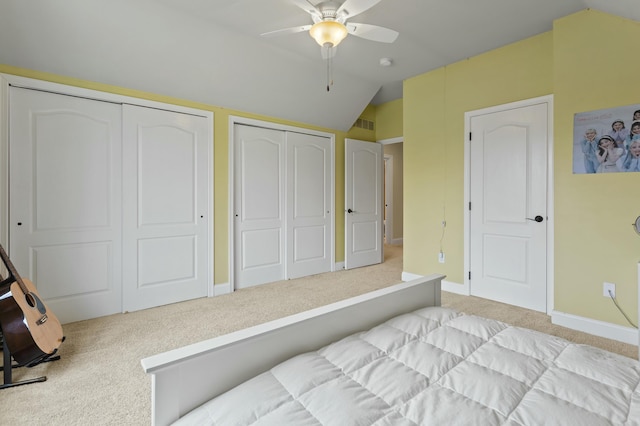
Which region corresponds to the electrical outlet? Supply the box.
[438,252,445,263]
[603,282,616,298]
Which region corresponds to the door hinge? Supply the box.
[469,132,472,141]
[468,202,471,211]
[468,271,471,280]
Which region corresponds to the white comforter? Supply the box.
[174,307,640,425]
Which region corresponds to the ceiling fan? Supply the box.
[263,0,398,52]
[262,0,398,90]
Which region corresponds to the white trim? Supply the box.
[379,136,403,249]
[378,136,403,145]
[403,273,466,295]
[463,95,555,314]
[228,116,336,291]
[1,74,211,118]
[334,261,345,271]
[401,271,423,282]
[552,310,638,346]
[441,280,468,295]
[205,110,215,298]
[213,282,232,296]
[0,75,8,248]
[384,155,393,245]
[0,74,215,297]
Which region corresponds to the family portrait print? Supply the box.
[573,103,640,174]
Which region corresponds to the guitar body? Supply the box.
[0,278,64,366]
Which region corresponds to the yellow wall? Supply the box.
[403,9,640,326]
[553,11,640,323]
[0,65,373,284]
[376,97,404,241]
[376,98,403,140]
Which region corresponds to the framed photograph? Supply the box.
[573,104,640,174]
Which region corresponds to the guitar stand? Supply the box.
[0,330,60,390]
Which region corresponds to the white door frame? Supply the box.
[379,137,403,246]
[383,155,393,244]
[228,116,335,291]
[462,95,554,313]
[0,74,215,297]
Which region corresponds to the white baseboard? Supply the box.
[402,272,466,295]
[551,310,638,346]
[389,238,403,245]
[401,271,638,347]
[441,280,468,295]
[334,261,345,271]
[214,282,232,296]
[401,271,422,281]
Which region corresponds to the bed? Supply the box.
[141,274,640,425]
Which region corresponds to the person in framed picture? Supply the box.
[622,139,640,172]
[608,119,628,148]
[625,121,640,150]
[596,135,623,173]
[581,128,600,173]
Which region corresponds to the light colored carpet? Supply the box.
[0,245,637,425]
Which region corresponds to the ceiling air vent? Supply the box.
[354,118,375,131]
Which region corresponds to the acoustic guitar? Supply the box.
[0,244,64,366]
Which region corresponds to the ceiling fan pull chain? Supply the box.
[326,49,331,91]
[326,45,333,92]
[330,51,334,88]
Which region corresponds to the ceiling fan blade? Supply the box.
[346,22,398,43]
[337,0,382,19]
[321,45,338,59]
[291,0,323,20]
[261,25,312,38]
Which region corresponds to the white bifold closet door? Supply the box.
[9,87,124,323]
[122,105,209,312]
[234,125,331,289]
[9,88,210,323]
[286,131,332,279]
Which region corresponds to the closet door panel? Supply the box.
[287,132,331,279]
[234,125,285,289]
[9,87,122,323]
[122,105,209,312]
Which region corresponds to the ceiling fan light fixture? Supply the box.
[309,21,348,47]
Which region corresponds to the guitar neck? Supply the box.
[0,244,29,295]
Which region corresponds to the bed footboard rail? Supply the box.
[141,273,444,426]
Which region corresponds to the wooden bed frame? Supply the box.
[141,274,444,426]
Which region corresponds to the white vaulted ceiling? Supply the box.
[1,0,638,131]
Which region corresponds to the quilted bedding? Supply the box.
[174,307,640,425]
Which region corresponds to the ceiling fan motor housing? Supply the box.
[317,1,343,22]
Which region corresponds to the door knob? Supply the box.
[347,208,354,214]
[526,215,544,222]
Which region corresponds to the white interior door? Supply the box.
[345,139,383,269]
[469,102,548,312]
[234,125,285,289]
[122,105,209,311]
[9,87,123,323]
[286,132,332,279]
